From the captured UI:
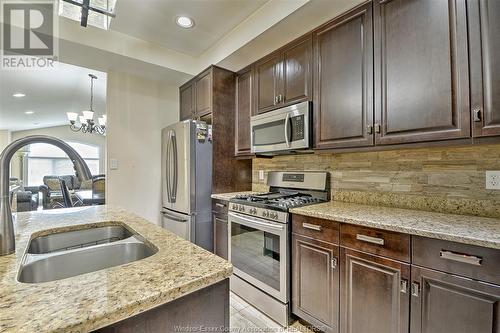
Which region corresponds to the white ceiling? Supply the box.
[0,62,107,131]
[110,0,269,56]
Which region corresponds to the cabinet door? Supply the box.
[180,84,194,120]
[374,0,470,145]
[292,234,340,333]
[340,248,410,333]
[254,54,281,114]
[281,36,312,106]
[469,0,500,137]
[195,71,212,118]
[213,215,228,260]
[235,68,253,156]
[410,266,500,333]
[314,3,374,149]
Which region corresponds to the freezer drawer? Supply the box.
[161,210,192,241]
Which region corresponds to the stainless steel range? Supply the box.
[228,171,329,326]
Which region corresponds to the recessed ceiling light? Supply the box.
[176,16,194,28]
[25,111,34,115]
[13,93,26,98]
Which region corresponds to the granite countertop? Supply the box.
[211,191,262,201]
[0,206,232,333]
[290,201,500,250]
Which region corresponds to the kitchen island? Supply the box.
[0,206,232,333]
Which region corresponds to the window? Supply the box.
[26,142,100,186]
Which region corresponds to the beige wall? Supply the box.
[253,144,500,218]
[10,125,106,179]
[106,71,179,225]
[0,130,11,152]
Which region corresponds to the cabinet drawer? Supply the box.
[212,199,228,217]
[340,224,410,262]
[292,214,339,245]
[412,236,500,285]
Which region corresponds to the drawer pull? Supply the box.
[356,234,385,245]
[440,250,482,266]
[302,223,322,232]
[215,203,226,208]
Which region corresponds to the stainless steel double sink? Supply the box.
[18,224,157,283]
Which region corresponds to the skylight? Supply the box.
[58,0,117,30]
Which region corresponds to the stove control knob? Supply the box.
[239,205,245,212]
[232,204,238,210]
[270,212,278,220]
[262,211,269,218]
[250,208,257,215]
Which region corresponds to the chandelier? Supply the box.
[66,74,106,135]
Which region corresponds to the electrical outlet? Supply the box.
[259,170,265,181]
[486,171,500,190]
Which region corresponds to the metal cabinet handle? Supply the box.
[302,222,322,231]
[440,250,482,266]
[215,203,226,208]
[367,125,373,135]
[356,234,385,245]
[375,124,381,133]
[331,258,338,269]
[411,282,420,297]
[274,96,279,104]
[473,108,482,122]
[400,279,408,294]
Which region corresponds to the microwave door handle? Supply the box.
[284,113,291,148]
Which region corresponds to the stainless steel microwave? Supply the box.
[250,101,311,154]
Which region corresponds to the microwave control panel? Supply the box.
[291,115,305,141]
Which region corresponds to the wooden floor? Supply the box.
[230,292,315,332]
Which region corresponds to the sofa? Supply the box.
[9,178,39,212]
[40,174,105,209]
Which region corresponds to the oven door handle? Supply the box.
[229,212,284,231]
[284,113,291,148]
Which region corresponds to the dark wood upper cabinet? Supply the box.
[374,0,470,145]
[469,0,500,137]
[235,67,254,156]
[314,3,374,150]
[255,54,281,114]
[254,36,312,114]
[195,70,212,118]
[410,266,500,333]
[179,84,194,121]
[292,234,340,333]
[281,36,312,106]
[341,248,410,333]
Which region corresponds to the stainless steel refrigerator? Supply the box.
[161,120,213,251]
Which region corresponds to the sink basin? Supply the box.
[18,224,157,283]
[28,225,133,254]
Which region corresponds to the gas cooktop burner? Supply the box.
[233,192,324,210]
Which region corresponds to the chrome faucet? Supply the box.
[0,135,92,256]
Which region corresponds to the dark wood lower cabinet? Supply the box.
[340,248,410,333]
[292,234,340,333]
[410,266,500,333]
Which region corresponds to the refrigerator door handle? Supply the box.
[161,210,189,222]
[165,131,172,203]
[171,131,178,202]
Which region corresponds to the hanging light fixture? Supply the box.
[67,74,106,135]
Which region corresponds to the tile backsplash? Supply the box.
[252,144,500,218]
